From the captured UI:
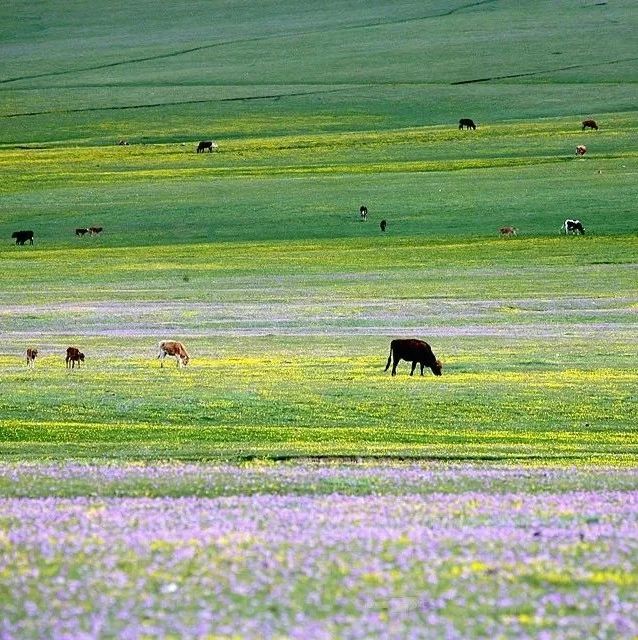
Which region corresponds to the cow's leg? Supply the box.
[158,350,165,367]
[410,361,417,376]
[391,358,399,376]
[420,363,425,376]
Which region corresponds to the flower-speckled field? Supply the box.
[1,0,637,637]
[2,463,638,639]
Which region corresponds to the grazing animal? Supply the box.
[562,219,585,235]
[458,118,476,130]
[158,340,190,368]
[196,140,217,153]
[359,205,368,221]
[26,348,38,366]
[11,230,34,245]
[499,226,517,237]
[88,227,103,235]
[117,140,129,145]
[75,228,90,236]
[380,219,387,232]
[65,347,85,369]
[576,145,587,156]
[582,119,598,130]
[384,339,443,377]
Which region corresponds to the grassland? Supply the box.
[1,0,637,463]
[1,2,638,638]
[0,229,635,462]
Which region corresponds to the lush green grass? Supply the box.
[1,0,637,145]
[0,234,636,462]
[0,0,636,464]
[1,117,637,247]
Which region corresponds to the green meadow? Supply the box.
[0,0,636,464]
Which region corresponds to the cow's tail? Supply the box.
[384,344,393,371]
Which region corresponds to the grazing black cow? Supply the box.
[197,140,217,153]
[11,230,34,245]
[75,228,90,236]
[380,219,387,232]
[459,118,476,130]
[88,226,103,235]
[384,339,443,377]
[562,219,585,235]
[359,206,368,221]
[65,347,85,369]
[582,120,598,130]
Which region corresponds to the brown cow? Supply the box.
[158,340,190,368]
[576,145,587,156]
[88,227,103,235]
[582,120,598,130]
[499,226,517,237]
[384,339,442,377]
[26,348,38,366]
[65,347,85,369]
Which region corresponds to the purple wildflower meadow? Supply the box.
[1,464,637,639]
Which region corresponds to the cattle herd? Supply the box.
[10,119,598,247]
[11,227,104,245]
[12,119,599,376]
[75,226,103,236]
[23,338,444,377]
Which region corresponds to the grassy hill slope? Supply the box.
[1,0,636,145]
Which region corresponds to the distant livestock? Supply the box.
[360,206,368,221]
[197,141,218,153]
[158,340,190,368]
[499,226,517,237]
[26,348,38,366]
[576,145,587,156]
[65,347,85,369]
[459,118,476,130]
[11,230,34,245]
[384,339,443,377]
[380,219,387,232]
[562,219,585,235]
[89,227,103,235]
[75,228,90,236]
[118,140,129,146]
[582,120,598,130]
